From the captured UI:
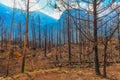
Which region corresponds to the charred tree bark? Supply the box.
[38,16,41,48]
[67,1,72,64]
[93,0,101,75]
[103,41,108,78]
[6,0,15,76]
[21,0,29,73]
[44,25,47,58]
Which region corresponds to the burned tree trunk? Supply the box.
[21,0,29,73]
[93,0,101,75]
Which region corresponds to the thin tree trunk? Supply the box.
[38,16,41,48]
[67,1,71,64]
[6,0,15,76]
[93,0,100,75]
[103,42,107,77]
[44,25,47,58]
[21,0,29,73]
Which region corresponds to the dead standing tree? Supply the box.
[57,0,119,76]
[38,16,41,49]
[0,18,4,49]
[72,0,118,76]
[44,25,47,58]
[31,16,36,49]
[113,3,120,60]
[100,19,119,77]
[94,1,120,77]
[21,0,30,73]
[67,1,72,64]
[6,0,16,76]
[21,0,42,73]
[99,3,120,77]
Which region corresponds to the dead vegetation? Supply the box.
[0,39,120,80]
[1,64,120,80]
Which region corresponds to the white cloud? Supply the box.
[0,0,14,7]
[111,2,120,12]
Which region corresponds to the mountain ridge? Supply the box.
[0,3,57,27]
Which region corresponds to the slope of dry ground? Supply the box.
[0,64,120,80]
[0,39,120,80]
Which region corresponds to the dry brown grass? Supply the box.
[1,64,120,80]
[0,39,120,80]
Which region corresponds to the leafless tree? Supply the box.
[6,0,16,76]
[56,0,120,76]
[21,0,30,73]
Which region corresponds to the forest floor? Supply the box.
[0,40,120,80]
[0,63,119,80]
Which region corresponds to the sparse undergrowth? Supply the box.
[0,64,120,80]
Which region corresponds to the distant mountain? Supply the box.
[0,3,57,28]
[58,8,90,29]
[58,8,118,39]
[59,9,88,21]
[0,2,118,39]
